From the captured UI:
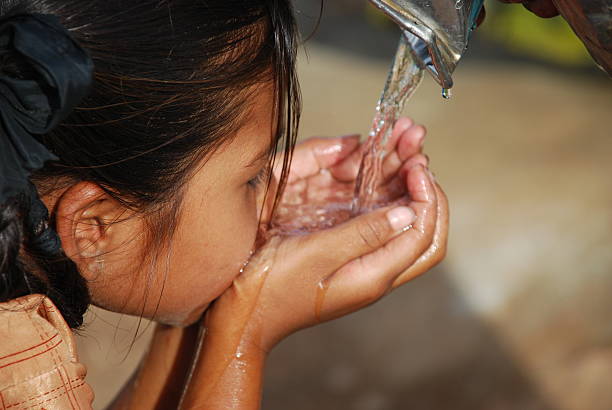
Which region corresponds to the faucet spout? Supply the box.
[370,0,484,90]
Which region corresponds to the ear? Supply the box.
[54,182,128,279]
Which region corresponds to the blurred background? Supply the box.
[76,1,612,409]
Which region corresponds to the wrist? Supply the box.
[200,304,270,361]
[202,278,283,355]
[179,312,267,409]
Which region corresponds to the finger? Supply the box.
[522,0,559,17]
[329,138,365,182]
[397,154,429,182]
[476,6,486,27]
[382,124,427,182]
[330,117,415,182]
[294,202,417,276]
[281,135,361,182]
[397,124,426,161]
[382,153,429,199]
[386,117,414,153]
[327,165,438,300]
[392,178,449,288]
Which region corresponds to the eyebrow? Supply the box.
[245,144,273,168]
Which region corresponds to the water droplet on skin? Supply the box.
[315,280,330,323]
[239,252,253,274]
[442,88,452,99]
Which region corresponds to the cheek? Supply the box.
[197,193,259,274]
[153,188,260,324]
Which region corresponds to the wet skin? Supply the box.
[50,83,445,347]
[46,80,448,408]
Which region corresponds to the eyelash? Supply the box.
[247,165,270,188]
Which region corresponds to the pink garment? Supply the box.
[0,294,93,409]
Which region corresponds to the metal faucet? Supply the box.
[370,0,611,85]
[369,0,484,91]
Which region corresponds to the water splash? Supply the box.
[352,36,424,214]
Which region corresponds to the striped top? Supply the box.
[0,295,93,409]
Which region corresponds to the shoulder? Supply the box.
[0,294,94,409]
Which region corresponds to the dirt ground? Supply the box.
[76,43,612,410]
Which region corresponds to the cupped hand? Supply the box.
[204,118,448,354]
[270,117,429,233]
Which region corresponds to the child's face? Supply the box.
[88,85,276,325]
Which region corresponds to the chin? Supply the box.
[152,302,211,327]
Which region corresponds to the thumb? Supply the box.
[284,135,361,182]
[298,205,417,273]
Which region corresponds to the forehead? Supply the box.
[198,84,275,176]
[225,84,276,163]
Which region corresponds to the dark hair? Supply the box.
[0,0,301,327]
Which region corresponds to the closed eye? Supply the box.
[247,163,271,188]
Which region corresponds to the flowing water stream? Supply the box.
[269,35,424,236]
[352,35,424,214]
[265,35,426,321]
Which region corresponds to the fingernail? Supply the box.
[387,206,416,231]
[340,133,361,141]
[427,169,436,182]
[397,117,413,132]
[418,136,426,150]
[315,143,344,156]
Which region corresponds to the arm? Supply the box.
[114,119,447,410]
[108,304,266,410]
[181,119,448,409]
[108,324,200,409]
[179,311,266,409]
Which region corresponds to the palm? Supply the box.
[213,119,447,353]
[271,119,426,234]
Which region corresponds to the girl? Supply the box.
[0,1,448,408]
